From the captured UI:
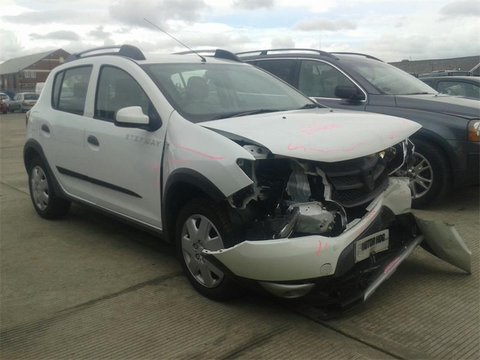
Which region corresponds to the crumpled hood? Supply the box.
[199,109,421,162]
[395,94,480,120]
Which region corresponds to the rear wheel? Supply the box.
[28,157,71,219]
[176,198,242,301]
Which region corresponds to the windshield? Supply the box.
[143,62,316,122]
[341,57,437,95]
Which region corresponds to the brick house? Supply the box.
[0,49,70,94]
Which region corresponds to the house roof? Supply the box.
[0,49,58,75]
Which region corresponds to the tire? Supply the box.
[176,198,242,301]
[408,139,451,208]
[28,157,71,219]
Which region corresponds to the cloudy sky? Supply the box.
[1,0,479,63]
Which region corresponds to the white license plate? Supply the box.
[355,229,389,263]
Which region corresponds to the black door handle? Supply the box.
[41,124,50,133]
[87,135,99,146]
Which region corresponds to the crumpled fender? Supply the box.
[415,216,472,274]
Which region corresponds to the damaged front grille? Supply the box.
[321,154,389,208]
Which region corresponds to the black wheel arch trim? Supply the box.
[409,128,457,173]
[24,139,66,199]
[162,168,227,242]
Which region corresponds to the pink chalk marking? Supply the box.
[287,141,369,154]
[300,123,341,136]
[316,240,330,257]
[384,256,401,275]
[175,144,224,160]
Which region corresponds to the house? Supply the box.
[390,55,480,77]
[0,49,70,94]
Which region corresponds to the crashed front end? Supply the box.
[201,138,471,305]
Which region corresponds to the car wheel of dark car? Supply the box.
[402,139,450,208]
[176,198,242,301]
[28,157,71,219]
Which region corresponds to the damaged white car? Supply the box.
[24,46,471,306]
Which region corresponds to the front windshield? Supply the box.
[342,57,437,95]
[143,62,316,122]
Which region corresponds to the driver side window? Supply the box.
[298,60,357,98]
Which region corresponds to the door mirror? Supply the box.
[335,85,365,101]
[114,106,150,128]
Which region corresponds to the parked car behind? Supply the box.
[421,76,480,99]
[9,92,39,113]
[238,49,480,207]
[24,45,471,307]
[0,92,10,114]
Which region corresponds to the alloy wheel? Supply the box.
[181,214,225,288]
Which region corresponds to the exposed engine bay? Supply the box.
[228,139,414,241]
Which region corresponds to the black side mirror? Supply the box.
[335,85,365,101]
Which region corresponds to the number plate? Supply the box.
[355,229,389,263]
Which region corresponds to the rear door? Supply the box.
[41,65,93,199]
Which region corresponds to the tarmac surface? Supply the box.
[1,112,479,359]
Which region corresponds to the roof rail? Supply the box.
[236,48,336,58]
[66,45,146,62]
[330,52,383,62]
[174,49,241,62]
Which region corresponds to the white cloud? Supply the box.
[295,19,357,32]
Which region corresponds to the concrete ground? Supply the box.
[1,112,479,359]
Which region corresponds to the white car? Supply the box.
[24,45,471,305]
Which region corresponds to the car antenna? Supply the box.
[144,18,206,63]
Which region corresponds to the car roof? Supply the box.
[64,45,244,67]
[236,49,384,62]
[421,76,480,82]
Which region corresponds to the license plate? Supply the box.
[355,229,389,263]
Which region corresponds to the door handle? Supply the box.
[41,124,50,133]
[87,135,99,146]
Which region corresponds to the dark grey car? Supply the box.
[420,76,480,99]
[238,50,480,207]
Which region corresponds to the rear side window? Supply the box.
[52,66,92,115]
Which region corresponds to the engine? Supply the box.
[229,140,413,241]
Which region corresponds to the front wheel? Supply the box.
[397,139,450,208]
[176,198,242,301]
[28,157,71,219]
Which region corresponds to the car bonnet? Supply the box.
[199,108,421,162]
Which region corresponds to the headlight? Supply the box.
[468,120,480,142]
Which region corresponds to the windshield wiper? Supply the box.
[402,92,433,95]
[299,103,321,109]
[214,109,281,119]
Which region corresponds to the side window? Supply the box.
[95,66,153,122]
[53,66,92,115]
[298,60,358,98]
[255,59,297,85]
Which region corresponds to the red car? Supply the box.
[0,92,10,114]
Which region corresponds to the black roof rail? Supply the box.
[236,48,336,59]
[66,45,146,62]
[330,52,383,62]
[174,49,241,62]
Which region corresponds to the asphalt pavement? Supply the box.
[1,112,479,359]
